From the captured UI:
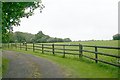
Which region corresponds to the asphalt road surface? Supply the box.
[2,51,66,78]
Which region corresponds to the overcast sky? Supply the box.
[13,0,119,41]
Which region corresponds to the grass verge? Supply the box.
[4,47,119,78]
[2,57,9,76]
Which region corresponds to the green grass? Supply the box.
[2,57,9,76]
[4,46,119,78]
[0,48,2,78]
[57,40,119,46]
[21,40,119,66]
[0,57,1,78]
[2,40,119,78]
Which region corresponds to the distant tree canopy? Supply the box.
[2,1,45,43]
[10,31,72,43]
[34,31,50,43]
[113,34,120,40]
[12,31,34,43]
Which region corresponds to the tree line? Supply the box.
[6,31,71,43]
[3,31,120,43]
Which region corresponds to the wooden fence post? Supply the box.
[11,43,12,48]
[10,43,11,48]
[79,44,83,58]
[33,42,35,52]
[15,42,17,49]
[95,46,98,63]
[63,45,65,58]
[42,44,44,53]
[52,44,55,55]
[25,43,27,51]
[8,42,9,48]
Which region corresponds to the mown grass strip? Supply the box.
[4,47,119,78]
[2,57,9,76]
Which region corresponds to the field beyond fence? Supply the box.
[2,42,120,67]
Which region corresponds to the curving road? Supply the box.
[2,51,66,78]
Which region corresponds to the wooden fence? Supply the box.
[2,42,120,67]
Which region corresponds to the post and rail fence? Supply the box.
[2,42,120,67]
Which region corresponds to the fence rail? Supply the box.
[2,42,120,67]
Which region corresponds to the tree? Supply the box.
[47,37,55,42]
[2,1,45,43]
[11,31,72,43]
[63,38,71,42]
[55,37,64,42]
[113,34,120,40]
[40,35,50,42]
[13,31,35,43]
[34,31,45,42]
[13,32,26,42]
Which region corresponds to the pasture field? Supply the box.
[21,40,119,66]
[2,40,120,78]
[3,40,119,65]
[57,40,119,64]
